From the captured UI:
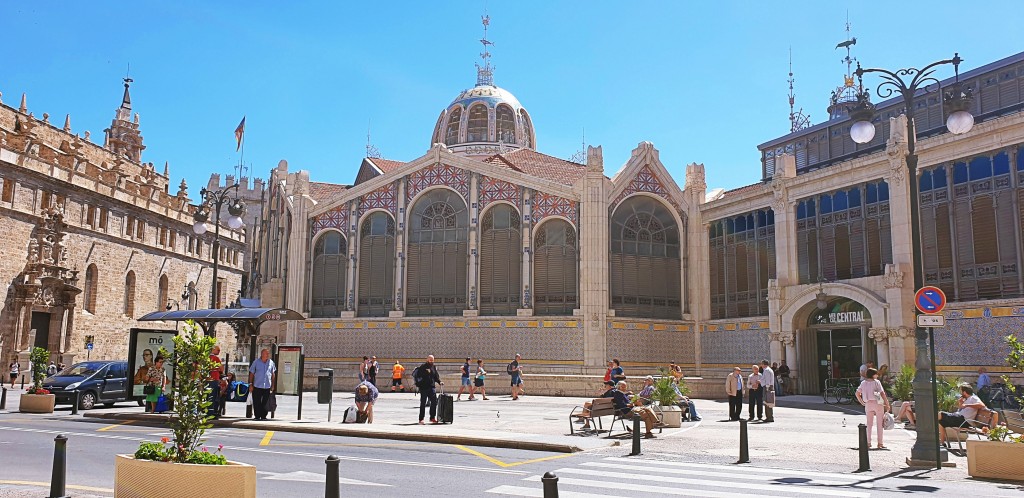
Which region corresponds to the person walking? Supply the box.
[457,357,474,401]
[207,345,224,417]
[7,360,19,388]
[610,358,626,382]
[855,367,890,449]
[726,367,744,421]
[414,355,443,424]
[508,353,524,400]
[777,360,791,396]
[391,360,406,392]
[367,356,379,386]
[144,356,167,413]
[358,356,369,382]
[760,360,776,422]
[747,365,763,421]
[248,348,277,421]
[474,359,489,400]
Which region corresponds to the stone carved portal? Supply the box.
[0,209,81,365]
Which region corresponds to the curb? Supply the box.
[82,412,586,453]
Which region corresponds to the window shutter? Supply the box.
[953,197,976,300]
[879,212,893,269]
[819,225,836,281]
[834,224,851,280]
[972,196,1000,299]
[797,229,810,284]
[849,217,865,278]
[995,191,1020,296]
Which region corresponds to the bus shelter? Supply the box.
[137,307,304,363]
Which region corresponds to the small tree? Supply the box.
[28,347,50,393]
[1005,334,1023,394]
[891,364,915,401]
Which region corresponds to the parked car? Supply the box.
[42,361,136,410]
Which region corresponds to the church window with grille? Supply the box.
[311,231,347,318]
[157,274,169,311]
[407,189,468,316]
[467,103,489,142]
[124,271,136,317]
[709,209,776,319]
[534,219,578,315]
[918,144,1024,301]
[496,104,516,145]
[479,204,521,315]
[445,107,462,146]
[610,196,682,319]
[357,212,395,317]
[796,180,892,284]
[83,264,98,313]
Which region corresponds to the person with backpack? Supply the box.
[413,355,443,424]
[367,356,379,386]
[508,353,524,400]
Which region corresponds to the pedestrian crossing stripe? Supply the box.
[486,457,874,498]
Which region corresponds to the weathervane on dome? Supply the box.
[827,14,865,119]
[476,12,495,86]
[788,48,810,133]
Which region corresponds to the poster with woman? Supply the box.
[128,328,177,397]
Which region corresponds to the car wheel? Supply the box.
[79,391,97,410]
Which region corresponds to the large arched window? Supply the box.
[445,107,462,145]
[157,274,169,312]
[534,219,578,315]
[610,196,682,319]
[496,105,516,145]
[124,271,136,317]
[311,231,347,318]
[520,109,533,149]
[467,103,489,142]
[83,264,98,313]
[358,212,395,317]
[479,204,521,315]
[407,189,468,316]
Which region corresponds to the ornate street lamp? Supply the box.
[193,184,246,310]
[849,54,974,468]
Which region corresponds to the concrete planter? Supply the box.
[19,393,55,413]
[114,454,256,498]
[658,405,683,428]
[966,440,1024,481]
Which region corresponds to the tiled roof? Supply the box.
[484,149,586,186]
[369,158,405,173]
[724,182,764,196]
[309,182,349,203]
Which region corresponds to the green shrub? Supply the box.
[891,364,915,401]
[936,377,963,413]
[29,347,49,392]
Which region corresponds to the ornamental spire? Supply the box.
[475,12,495,86]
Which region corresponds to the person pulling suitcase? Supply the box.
[413,355,443,425]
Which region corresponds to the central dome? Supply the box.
[431,82,536,157]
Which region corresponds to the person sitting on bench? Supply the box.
[580,381,617,430]
[611,381,659,439]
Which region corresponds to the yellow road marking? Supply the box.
[451,445,576,468]
[96,420,135,432]
[0,480,113,493]
[259,430,275,446]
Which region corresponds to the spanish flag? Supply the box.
[234,116,246,151]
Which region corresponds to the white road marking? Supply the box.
[486,484,629,497]
[257,470,390,486]
[612,456,876,481]
[551,467,870,497]
[581,461,872,488]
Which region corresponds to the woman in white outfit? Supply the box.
[855,367,890,449]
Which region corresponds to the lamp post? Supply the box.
[849,54,974,469]
[193,184,246,311]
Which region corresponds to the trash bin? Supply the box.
[317,368,334,404]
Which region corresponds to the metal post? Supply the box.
[738,419,750,463]
[325,454,340,498]
[857,423,871,472]
[928,327,941,469]
[630,413,641,456]
[297,354,305,421]
[542,471,560,498]
[21,374,26,389]
[0,387,6,410]
[47,434,68,498]
[70,391,79,416]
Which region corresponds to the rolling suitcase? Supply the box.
[437,385,454,424]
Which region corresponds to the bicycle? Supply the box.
[823,378,858,405]
[988,383,1023,411]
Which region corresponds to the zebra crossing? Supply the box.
[486,457,875,497]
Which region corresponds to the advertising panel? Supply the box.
[128,328,178,398]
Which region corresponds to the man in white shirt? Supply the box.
[937,385,986,446]
[760,360,776,422]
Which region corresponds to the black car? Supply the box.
[42,361,135,410]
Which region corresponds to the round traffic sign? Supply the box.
[915,286,947,314]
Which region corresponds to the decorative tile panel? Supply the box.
[612,165,682,213]
[311,205,348,237]
[935,314,1023,366]
[406,163,470,203]
[531,192,578,225]
[358,182,397,218]
[700,328,770,365]
[478,176,521,210]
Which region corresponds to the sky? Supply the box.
[3,1,1023,195]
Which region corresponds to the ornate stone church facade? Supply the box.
[0,82,246,370]
[257,50,1024,396]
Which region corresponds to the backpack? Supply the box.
[507,362,515,375]
[343,405,358,423]
[413,365,424,386]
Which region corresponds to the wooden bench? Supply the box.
[1002,409,1024,436]
[945,407,999,453]
[569,398,622,435]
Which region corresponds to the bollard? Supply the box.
[21,375,26,390]
[1,387,7,410]
[737,419,750,463]
[325,454,340,498]
[857,423,871,472]
[70,391,78,416]
[630,413,642,456]
[542,471,559,498]
[47,435,68,498]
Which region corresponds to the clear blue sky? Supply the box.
[4,1,1022,195]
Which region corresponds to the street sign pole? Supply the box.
[929,326,940,469]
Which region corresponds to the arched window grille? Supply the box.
[407,189,468,316]
[479,204,521,315]
[534,219,578,315]
[445,107,462,146]
[157,274,169,312]
[496,105,516,145]
[124,271,136,317]
[83,264,98,313]
[467,104,488,142]
[311,231,347,318]
[358,212,395,317]
[609,196,682,319]
[520,109,533,148]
